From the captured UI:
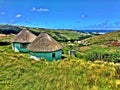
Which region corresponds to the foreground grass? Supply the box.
[0,45,120,90]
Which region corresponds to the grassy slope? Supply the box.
[72,30,120,63]
[26,28,90,41]
[0,39,120,90]
[0,24,91,41]
[86,30,120,44]
[0,26,120,89]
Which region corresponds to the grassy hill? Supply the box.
[0,24,20,34]
[0,25,120,89]
[0,24,92,42]
[0,45,120,90]
[59,30,120,63]
[86,30,120,44]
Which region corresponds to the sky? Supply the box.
[0,0,120,30]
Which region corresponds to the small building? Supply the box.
[27,32,63,61]
[11,28,37,52]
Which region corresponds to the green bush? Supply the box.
[85,51,120,63]
[85,51,98,61]
[75,51,83,58]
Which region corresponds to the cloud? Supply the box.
[0,12,6,15]
[8,19,16,24]
[16,14,21,18]
[84,21,120,29]
[32,7,49,12]
[32,8,35,11]
[80,14,86,18]
[10,19,14,22]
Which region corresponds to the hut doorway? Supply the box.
[52,53,56,58]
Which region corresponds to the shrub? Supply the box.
[75,51,83,58]
[85,51,120,63]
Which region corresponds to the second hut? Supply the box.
[11,28,37,52]
[27,32,63,61]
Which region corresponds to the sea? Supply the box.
[76,30,117,34]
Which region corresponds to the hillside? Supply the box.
[0,25,120,90]
[86,30,120,44]
[0,24,92,42]
[0,45,120,90]
[0,24,20,34]
[57,29,120,63]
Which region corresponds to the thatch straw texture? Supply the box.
[11,28,37,43]
[27,33,63,52]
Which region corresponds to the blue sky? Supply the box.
[0,0,120,30]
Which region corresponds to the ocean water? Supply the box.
[77,30,116,34]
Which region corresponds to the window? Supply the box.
[52,53,55,58]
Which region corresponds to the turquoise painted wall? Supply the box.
[29,50,62,61]
[12,42,29,53]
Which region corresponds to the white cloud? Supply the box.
[10,19,14,22]
[0,12,6,15]
[16,14,21,18]
[32,8,36,11]
[84,21,120,29]
[80,14,86,18]
[9,19,15,24]
[32,7,49,12]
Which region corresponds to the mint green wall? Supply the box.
[12,42,29,53]
[29,50,62,61]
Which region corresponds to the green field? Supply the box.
[0,38,120,90]
[86,30,120,44]
[0,25,120,90]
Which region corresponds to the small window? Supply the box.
[52,53,55,58]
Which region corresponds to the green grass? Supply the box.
[86,30,120,44]
[0,32,120,90]
[0,45,120,90]
[77,45,120,62]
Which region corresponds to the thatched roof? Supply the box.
[27,33,63,52]
[11,28,37,43]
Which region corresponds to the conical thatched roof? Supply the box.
[27,33,63,52]
[11,28,37,43]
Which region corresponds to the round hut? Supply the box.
[11,28,37,52]
[27,32,63,61]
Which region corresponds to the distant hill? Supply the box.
[0,24,93,42]
[0,24,21,34]
[86,30,120,44]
